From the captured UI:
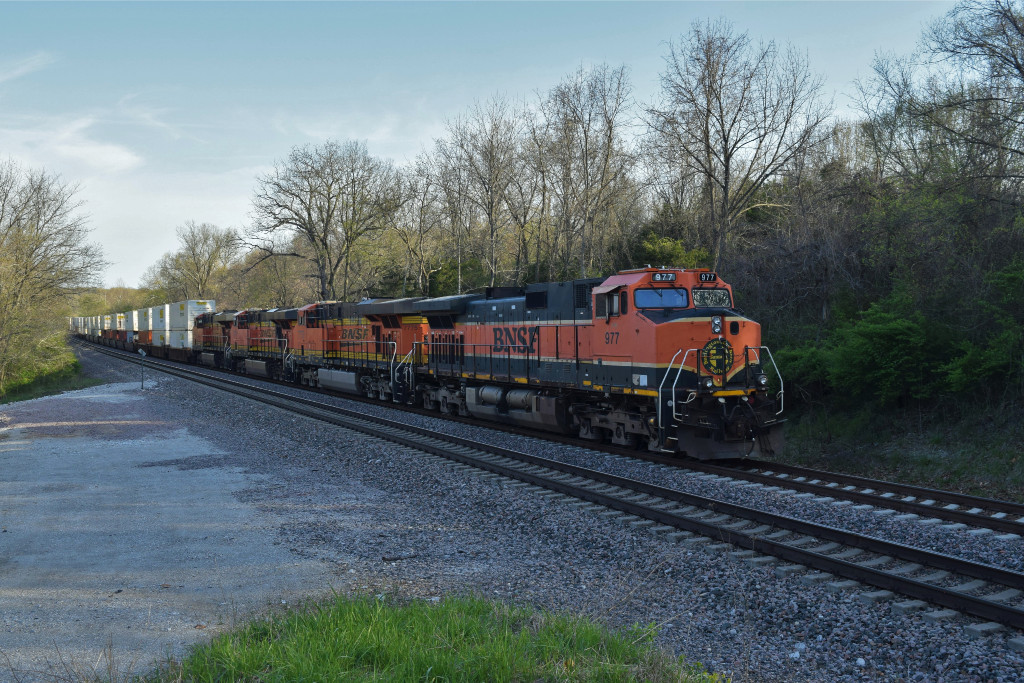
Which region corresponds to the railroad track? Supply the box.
[77,339,1024,537]
[77,341,1024,633]
[685,460,1024,537]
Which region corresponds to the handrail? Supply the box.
[656,349,685,446]
[671,348,698,421]
[658,344,785,429]
[394,343,417,388]
[758,345,784,415]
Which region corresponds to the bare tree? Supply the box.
[647,19,831,271]
[0,160,104,392]
[537,63,635,278]
[442,97,522,286]
[175,221,238,297]
[250,140,403,300]
[391,160,443,295]
[431,138,474,292]
[920,0,1024,180]
[503,106,546,284]
[230,236,313,308]
[142,221,237,300]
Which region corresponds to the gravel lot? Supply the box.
[2,345,1022,682]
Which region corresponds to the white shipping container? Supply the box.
[168,329,193,349]
[125,311,137,332]
[102,314,112,330]
[116,312,125,330]
[149,305,169,333]
[137,308,150,331]
[151,330,168,346]
[168,300,216,331]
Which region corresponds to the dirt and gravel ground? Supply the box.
[1,345,1022,682]
[0,380,336,680]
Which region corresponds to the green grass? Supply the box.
[142,594,723,683]
[779,403,1024,502]
[0,347,104,404]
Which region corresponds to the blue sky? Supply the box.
[0,1,952,288]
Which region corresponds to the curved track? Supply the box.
[76,341,1024,631]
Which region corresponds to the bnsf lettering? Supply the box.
[340,328,369,340]
[492,326,540,354]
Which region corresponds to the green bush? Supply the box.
[776,292,956,408]
[637,232,709,269]
[827,295,948,406]
[940,258,1024,395]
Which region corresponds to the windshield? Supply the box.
[634,288,688,309]
[692,288,732,308]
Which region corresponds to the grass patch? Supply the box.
[0,346,104,405]
[779,403,1024,502]
[143,593,723,682]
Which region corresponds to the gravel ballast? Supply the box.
[2,345,1021,682]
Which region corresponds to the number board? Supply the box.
[699,272,718,282]
[652,272,676,282]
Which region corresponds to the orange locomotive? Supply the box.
[186,267,783,460]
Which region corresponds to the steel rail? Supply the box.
[677,460,1024,535]
[77,338,1024,534]
[720,460,1024,515]
[77,341,1024,630]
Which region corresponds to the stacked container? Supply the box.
[125,310,137,342]
[137,308,151,344]
[150,305,168,346]
[168,300,216,348]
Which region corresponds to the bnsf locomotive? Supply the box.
[73,267,784,460]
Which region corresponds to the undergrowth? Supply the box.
[779,400,1024,502]
[0,350,103,404]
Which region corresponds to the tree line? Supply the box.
[66,2,1024,411]
[143,18,833,305]
[0,161,103,394]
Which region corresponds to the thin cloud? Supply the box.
[51,118,143,173]
[116,94,193,141]
[0,51,57,85]
[0,115,143,174]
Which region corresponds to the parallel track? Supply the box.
[78,339,1024,536]
[77,341,1024,630]
[685,460,1024,536]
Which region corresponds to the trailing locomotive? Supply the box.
[72,267,784,460]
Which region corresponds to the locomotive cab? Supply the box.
[593,267,784,459]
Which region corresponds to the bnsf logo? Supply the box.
[492,326,540,353]
[340,328,369,340]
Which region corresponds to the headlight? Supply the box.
[757,374,769,386]
[703,377,714,389]
[711,316,723,334]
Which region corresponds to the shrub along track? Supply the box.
[78,341,1024,632]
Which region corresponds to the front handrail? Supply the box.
[659,344,785,428]
[656,349,684,444]
[756,345,784,415]
[671,348,698,421]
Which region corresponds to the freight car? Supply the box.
[73,268,784,460]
